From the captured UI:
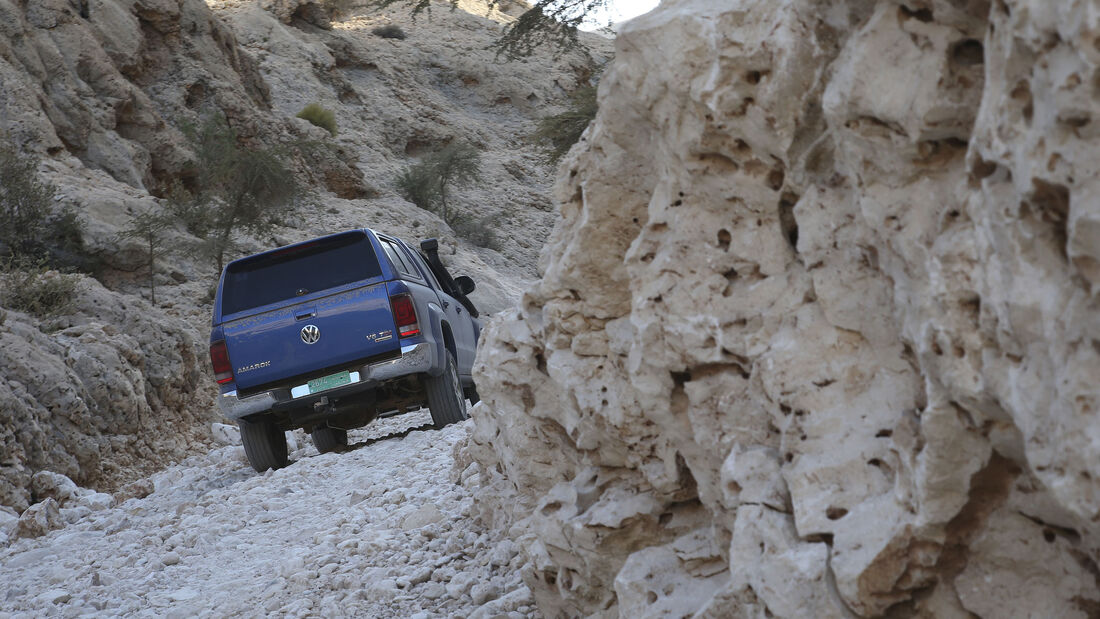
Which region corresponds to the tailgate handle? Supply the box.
[295,311,316,321]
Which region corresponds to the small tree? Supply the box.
[532,84,597,165]
[395,141,482,225]
[396,164,440,211]
[173,113,301,274]
[118,209,172,305]
[0,141,55,256]
[431,142,482,224]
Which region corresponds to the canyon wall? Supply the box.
[0,0,272,512]
[0,0,605,511]
[465,0,1100,616]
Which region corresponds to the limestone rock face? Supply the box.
[0,277,213,512]
[466,0,1100,616]
[0,0,269,193]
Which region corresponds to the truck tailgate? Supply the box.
[224,283,399,390]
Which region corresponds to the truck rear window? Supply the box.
[221,232,382,316]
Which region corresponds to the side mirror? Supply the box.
[454,275,475,296]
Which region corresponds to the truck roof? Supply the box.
[222,228,373,272]
[213,229,385,326]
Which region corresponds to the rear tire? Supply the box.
[426,351,467,429]
[311,425,348,454]
[239,417,288,472]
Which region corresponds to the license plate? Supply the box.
[308,371,351,394]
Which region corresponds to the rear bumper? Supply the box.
[217,342,434,421]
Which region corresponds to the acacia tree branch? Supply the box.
[363,0,606,59]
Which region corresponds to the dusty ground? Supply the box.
[0,411,534,618]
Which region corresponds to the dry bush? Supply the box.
[451,214,502,250]
[372,25,407,39]
[1,258,81,318]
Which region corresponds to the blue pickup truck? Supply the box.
[208,229,482,472]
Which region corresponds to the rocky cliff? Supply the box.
[0,0,606,511]
[465,0,1100,616]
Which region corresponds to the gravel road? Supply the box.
[0,412,534,618]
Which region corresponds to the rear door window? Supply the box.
[404,246,444,292]
[379,238,422,281]
[221,232,381,315]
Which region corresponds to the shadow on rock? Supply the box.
[345,424,436,452]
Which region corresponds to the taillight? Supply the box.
[390,294,420,338]
[209,340,234,384]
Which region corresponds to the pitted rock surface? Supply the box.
[465,0,1100,616]
[0,278,213,512]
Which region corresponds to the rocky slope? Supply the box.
[0,0,607,512]
[0,277,212,513]
[465,0,1100,616]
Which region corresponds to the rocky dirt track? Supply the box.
[0,412,533,618]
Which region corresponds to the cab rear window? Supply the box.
[221,232,382,315]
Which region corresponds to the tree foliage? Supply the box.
[363,0,606,58]
[532,84,597,165]
[171,113,301,274]
[489,0,608,59]
[396,141,482,225]
[396,164,440,211]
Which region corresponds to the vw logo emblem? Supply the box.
[300,324,321,345]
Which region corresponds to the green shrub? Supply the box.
[532,84,597,165]
[394,141,482,224]
[296,103,338,136]
[372,25,406,39]
[1,258,80,318]
[50,207,85,254]
[451,214,501,250]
